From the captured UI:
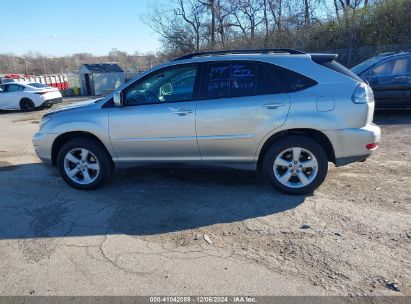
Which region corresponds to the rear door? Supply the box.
[363,55,411,108]
[195,61,290,164]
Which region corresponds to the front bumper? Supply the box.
[32,132,59,165]
[324,123,381,166]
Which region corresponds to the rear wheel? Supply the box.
[263,136,328,195]
[57,138,113,190]
[19,98,35,111]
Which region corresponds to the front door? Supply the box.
[108,64,201,163]
[0,84,24,110]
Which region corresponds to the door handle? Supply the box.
[262,102,284,109]
[173,108,193,116]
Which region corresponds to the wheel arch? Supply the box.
[51,131,113,166]
[257,128,336,171]
[19,97,35,108]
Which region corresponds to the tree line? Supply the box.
[0,0,410,74]
[0,50,159,75]
[145,0,411,62]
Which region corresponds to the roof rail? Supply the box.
[172,48,306,61]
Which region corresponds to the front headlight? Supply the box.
[39,116,52,131]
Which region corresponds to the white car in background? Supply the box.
[0,82,62,111]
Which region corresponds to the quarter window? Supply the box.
[368,57,411,76]
[267,64,317,92]
[124,65,197,106]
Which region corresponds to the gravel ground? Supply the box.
[0,101,409,296]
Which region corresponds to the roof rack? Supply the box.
[172,48,306,61]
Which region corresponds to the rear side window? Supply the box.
[28,83,48,88]
[267,64,317,92]
[204,61,282,99]
[206,62,256,98]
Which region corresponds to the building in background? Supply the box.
[79,64,125,96]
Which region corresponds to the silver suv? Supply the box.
[33,49,380,194]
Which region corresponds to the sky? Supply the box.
[0,0,164,56]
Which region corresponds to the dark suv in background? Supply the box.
[352,51,411,109]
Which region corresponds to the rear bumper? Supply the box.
[335,154,370,166]
[324,123,381,166]
[40,97,63,107]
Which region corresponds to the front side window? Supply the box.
[7,84,24,92]
[351,57,381,75]
[124,65,197,106]
[369,60,395,77]
[367,57,411,77]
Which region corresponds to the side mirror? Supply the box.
[113,91,123,107]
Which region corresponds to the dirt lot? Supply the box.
[0,100,410,296]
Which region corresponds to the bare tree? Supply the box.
[214,0,236,46]
[229,0,265,41]
[199,0,217,48]
[174,0,205,51]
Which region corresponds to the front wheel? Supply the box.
[263,136,328,195]
[57,138,113,190]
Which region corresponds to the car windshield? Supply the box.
[351,57,382,74]
[28,83,49,88]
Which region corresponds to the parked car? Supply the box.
[0,82,62,111]
[351,51,411,109]
[0,78,16,84]
[33,49,380,194]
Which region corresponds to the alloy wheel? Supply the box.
[273,147,319,189]
[63,148,100,185]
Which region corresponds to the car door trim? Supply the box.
[113,136,198,142]
[197,134,255,140]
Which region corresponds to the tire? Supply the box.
[263,135,328,195]
[19,98,35,112]
[57,138,113,190]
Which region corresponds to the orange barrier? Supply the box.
[2,73,71,92]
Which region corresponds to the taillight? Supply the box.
[366,143,379,150]
[352,82,374,104]
[35,91,48,95]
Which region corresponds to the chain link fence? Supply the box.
[323,43,411,68]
